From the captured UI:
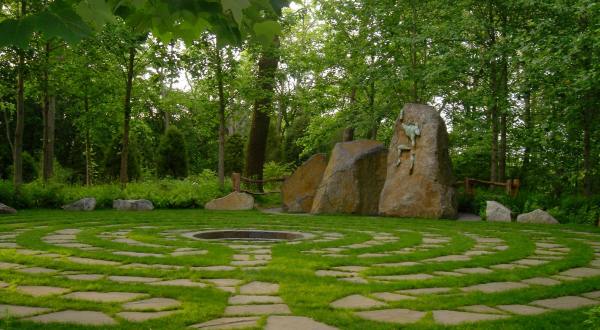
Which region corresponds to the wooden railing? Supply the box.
[231,173,287,195]
[455,178,521,197]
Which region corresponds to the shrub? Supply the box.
[22,151,38,183]
[156,127,189,179]
[586,306,600,329]
[103,135,141,182]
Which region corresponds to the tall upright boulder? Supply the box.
[379,104,457,219]
[282,154,328,213]
[311,140,387,215]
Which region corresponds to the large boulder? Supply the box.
[282,154,328,213]
[113,199,154,211]
[63,198,96,211]
[516,209,559,224]
[205,192,254,211]
[486,201,512,222]
[0,203,17,214]
[311,140,387,215]
[379,104,457,219]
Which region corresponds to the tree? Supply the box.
[157,127,189,179]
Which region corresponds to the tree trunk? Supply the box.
[215,45,226,189]
[13,0,26,188]
[84,92,92,186]
[521,91,532,179]
[498,55,508,182]
[3,108,13,158]
[488,4,499,182]
[42,95,55,181]
[245,39,280,190]
[583,101,592,196]
[410,1,419,103]
[120,46,135,187]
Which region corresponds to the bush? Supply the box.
[103,135,141,182]
[0,170,223,209]
[22,151,38,183]
[586,306,600,329]
[156,127,189,179]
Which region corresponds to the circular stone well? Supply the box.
[190,230,311,241]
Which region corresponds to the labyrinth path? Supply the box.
[0,211,599,329]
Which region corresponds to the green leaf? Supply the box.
[253,20,281,44]
[76,0,116,29]
[221,0,250,25]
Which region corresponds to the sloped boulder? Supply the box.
[282,154,327,213]
[205,192,254,211]
[516,209,559,224]
[486,201,511,222]
[379,104,457,219]
[311,140,387,215]
[63,198,97,211]
[0,203,17,214]
[113,199,154,211]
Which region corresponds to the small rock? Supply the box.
[486,201,511,222]
[205,192,254,211]
[0,203,17,214]
[516,209,559,224]
[62,198,96,211]
[113,199,154,211]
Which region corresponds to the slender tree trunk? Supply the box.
[410,0,419,103]
[120,46,135,187]
[3,108,14,158]
[42,39,55,182]
[245,39,280,190]
[368,79,377,139]
[13,1,26,188]
[583,101,592,196]
[84,92,91,186]
[215,45,226,189]
[488,4,499,182]
[521,91,532,179]
[498,55,508,182]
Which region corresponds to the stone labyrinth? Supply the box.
[1,214,600,329]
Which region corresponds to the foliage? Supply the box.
[21,151,37,183]
[103,135,141,182]
[224,134,245,175]
[585,306,600,329]
[0,170,222,209]
[156,127,189,179]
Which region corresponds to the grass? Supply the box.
[0,209,599,329]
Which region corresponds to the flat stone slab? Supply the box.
[68,257,121,266]
[330,294,386,309]
[224,304,291,316]
[433,271,466,277]
[583,291,600,299]
[521,277,561,286]
[0,281,7,288]
[355,308,426,324]
[205,279,244,287]
[332,266,367,272]
[229,295,283,305]
[316,270,356,277]
[17,267,58,274]
[64,274,104,281]
[113,251,164,258]
[375,262,421,267]
[190,316,260,329]
[371,274,435,281]
[397,287,452,295]
[513,259,548,266]
[0,304,51,318]
[0,262,22,269]
[459,305,504,314]
[265,316,338,330]
[16,286,70,297]
[108,275,162,283]
[123,298,181,311]
[560,267,600,278]
[64,291,146,303]
[150,279,207,287]
[239,281,279,295]
[425,255,471,262]
[192,266,236,272]
[171,250,207,256]
[531,296,599,310]
[497,304,548,315]
[26,310,117,326]
[454,267,493,274]
[117,311,177,322]
[372,292,416,302]
[433,310,509,325]
[462,282,529,293]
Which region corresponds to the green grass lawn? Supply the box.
[1,209,600,329]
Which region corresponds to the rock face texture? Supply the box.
[379,104,457,219]
[311,140,387,215]
[282,154,327,213]
[0,203,17,214]
[63,198,96,211]
[113,199,154,211]
[516,209,559,224]
[205,192,254,211]
[486,201,512,222]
